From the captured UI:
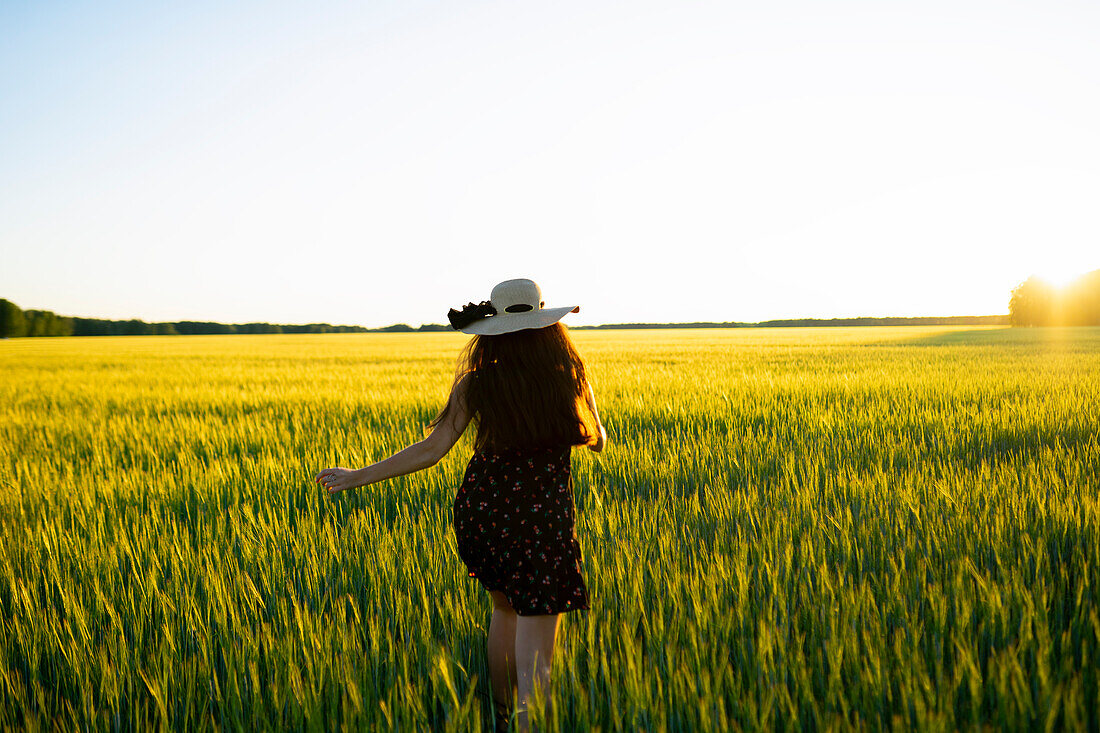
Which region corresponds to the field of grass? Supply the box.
[2,326,1099,731]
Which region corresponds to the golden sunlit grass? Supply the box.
[2,327,1099,730]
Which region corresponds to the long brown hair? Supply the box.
[429,323,598,453]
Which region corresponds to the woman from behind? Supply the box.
[316,278,607,732]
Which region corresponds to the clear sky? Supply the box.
[2,0,1098,327]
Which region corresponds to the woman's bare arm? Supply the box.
[316,376,472,494]
[585,382,608,452]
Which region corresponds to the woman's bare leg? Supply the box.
[487,591,518,723]
[515,613,561,733]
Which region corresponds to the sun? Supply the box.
[1034,264,1086,290]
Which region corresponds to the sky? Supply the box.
[2,0,1098,328]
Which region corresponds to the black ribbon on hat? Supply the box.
[447,300,497,330]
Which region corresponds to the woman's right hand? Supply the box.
[315,467,361,494]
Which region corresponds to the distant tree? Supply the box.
[239,323,281,334]
[0,299,26,338]
[1009,270,1100,326]
[1009,277,1056,326]
[175,321,237,335]
[23,309,72,337]
[153,322,180,335]
[50,315,74,336]
[24,309,46,336]
[119,319,153,335]
[72,318,105,336]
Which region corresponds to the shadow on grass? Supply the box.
[899,326,1100,347]
[949,421,1098,469]
[899,328,1021,346]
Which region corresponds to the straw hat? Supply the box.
[448,279,580,335]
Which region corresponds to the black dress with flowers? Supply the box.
[452,444,590,616]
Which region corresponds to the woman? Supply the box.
[315,278,607,732]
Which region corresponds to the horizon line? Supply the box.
[0,296,1012,334]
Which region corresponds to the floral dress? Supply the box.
[452,444,590,616]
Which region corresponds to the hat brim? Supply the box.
[460,306,580,335]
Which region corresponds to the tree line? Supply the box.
[1009,270,1100,326]
[4,271,1097,338]
[0,297,1011,337]
[0,299,382,338]
[573,315,1010,329]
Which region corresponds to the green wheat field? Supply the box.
[2,327,1098,731]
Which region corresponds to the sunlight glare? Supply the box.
[1035,264,1087,290]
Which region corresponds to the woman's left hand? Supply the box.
[315,467,358,494]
